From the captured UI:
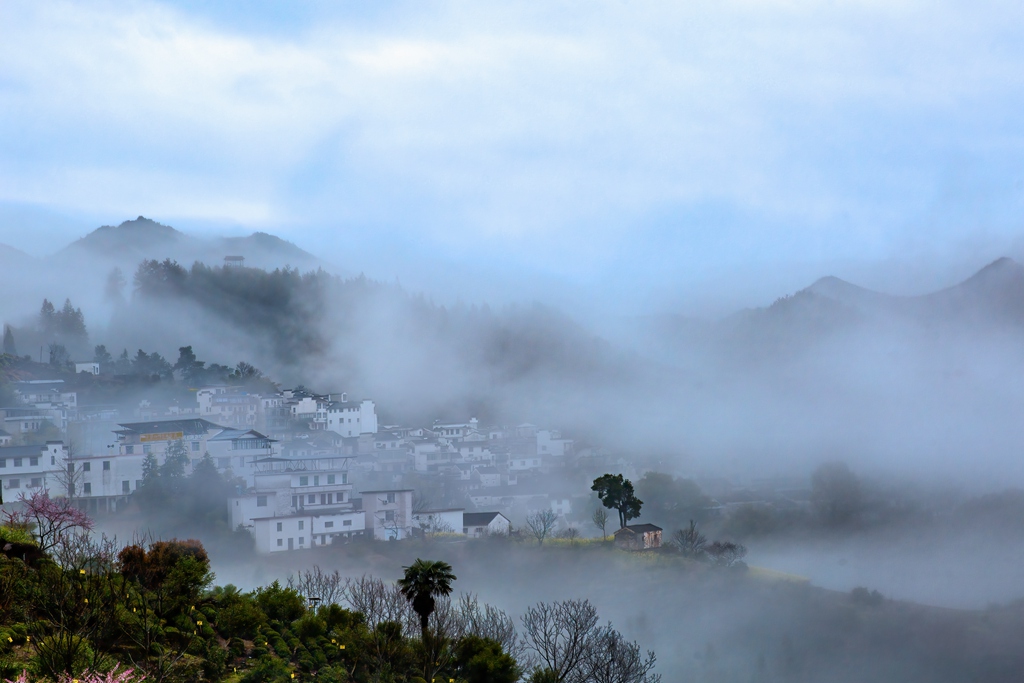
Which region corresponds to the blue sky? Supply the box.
[1,0,1023,314]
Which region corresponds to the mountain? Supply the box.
[54,216,329,273]
[650,257,1024,365]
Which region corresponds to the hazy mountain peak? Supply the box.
[802,274,893,308]
[959,257,1024,289]
[62,215,182,256]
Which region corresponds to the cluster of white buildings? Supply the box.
[1,378,578,552]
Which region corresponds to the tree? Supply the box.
[173,346,205,385]
[2,323,16,355]
[93,345,113,367]
[49,343,71,369]
[526,509,558,546]
[592,474,643,529]
[705,541,747,567]
[453,635,521,683]
[670,520,707,558]
[520,599,599,683]
[811,461,864,527]
[592,507,609,540]
[40,298,56,335]
[397,558,457,639]
[582,626,660,683]
[1,489,94,555]
[104,267,126,304]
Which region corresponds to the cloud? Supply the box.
[1,0,1023,297]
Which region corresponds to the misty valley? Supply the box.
[3,217,1024,683]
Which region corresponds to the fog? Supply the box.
[4,2,1024,680]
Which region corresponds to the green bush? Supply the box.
[33,634,95,679]
[240,654,291,683]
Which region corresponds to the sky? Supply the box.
[1,0,1023,315]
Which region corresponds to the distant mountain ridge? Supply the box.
[56,216,328,273]
[652,257,1024,361]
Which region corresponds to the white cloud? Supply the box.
[0,0,1022,269]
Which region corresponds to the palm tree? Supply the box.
[397,558,457,638]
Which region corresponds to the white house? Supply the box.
[361,489,414,540]
[463,512,511,537]
[0,442,64,502]
[75,362,100,375]
[412,508,465,536]
[229,454,363,552]
[326,399,378,438]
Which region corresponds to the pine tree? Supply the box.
[2,324,16,355]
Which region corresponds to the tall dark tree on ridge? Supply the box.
[398,558,457,639]
[592,474,643,529]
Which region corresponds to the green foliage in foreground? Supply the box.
[0,535,523,683]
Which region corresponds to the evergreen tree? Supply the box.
[2,324,16,355]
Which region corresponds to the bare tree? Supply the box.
[582,625,661,683]
[670,520,707,559]
[342,575,412,631]
[455,593,521,659]
[52,440,84,503]
[520,599,599,682]
[706,541,747,567]
[288,566,345,609]
[558,527,581,546]
[592,507,609,540]
[526,509,558,546]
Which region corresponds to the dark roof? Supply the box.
[0,444,47,457]
[115,418,225,436]
[614,524,663,535]
[360,489,414,494]
[463,512,506,526]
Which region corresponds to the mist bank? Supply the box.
[7,230,1024,486]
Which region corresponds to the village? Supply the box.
[0,371,697,554]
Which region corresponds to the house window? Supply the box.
[277,539,283,547]
[276,522,283,532]
[30,457,39,466]
[299,476,308,486]
[192,441,200,451]
[298,537,304,545]
[135,479,143,489]
[103,461,110,471]
[14,458,22,467]
[257,496,268,507]
[307,494,315,504]
[292,495,298,508]
[8,479,19,488]
[83,483,91,494]
[30,477,42,488]
[125,445,134,454]
[122,481,130,494]
[325,521,334,528]
[386,492,395,504]
[142,445,150,454]
[320,494,327,505]
[218,458,230,468]
[327,474,335,484]
[314,475,320,486]
[0,459,5,468]
[343,520,352,526]
[298,521,304,530]
[82,462,90,472]
[51,456,55,465]
[385,510,394,522]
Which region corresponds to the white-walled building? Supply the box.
[463,512,511,537]
[0,442,64,502]
[361,489,414,540]
[326,399,378,437]
[229,454,364,552]
[412,508,465,536]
